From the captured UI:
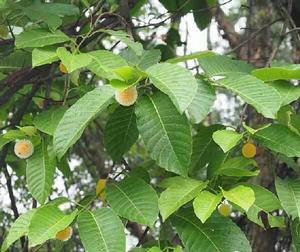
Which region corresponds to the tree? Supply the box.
[1,0,300,251]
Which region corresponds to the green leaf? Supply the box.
[0,136,13,151]
[1,209,36,252]
[57,47,92,73]
[271,80,300,106]
[23,5,62,30]
[212,129,243,152]
[172,208,251,252]
[105,30,144,56]
[135,92,192,177]
[88,50,128,80]
[189,125,226,178]
[254,124,300,157]
[106,177,159,226]
[192,1,213,30]
[28,205,78,247]
[104,105,138,162]
[268,214,285,228]
[252,64,300,81]
[187,78,215,124]
[222,185,255,211]
[193,191,222,223]
[26,141,56,204]
[158,177,207,221]
[23,3,79,30]
[277,105,300,136]
[136,49,161,70]
[166,51,215,64]
[15,29,70,49]
[216,156,259,177]
[0,51,31,71]
[32,48,59,67]
[146,63,198,113]
[33,106,67,136]
[78,208,125,252]
[242,183,281,227]
[275,177,300,219]
[54,85,114,159]
[213,72,281,118]
[198,55,253,75]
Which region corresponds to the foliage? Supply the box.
[1,0,300,251]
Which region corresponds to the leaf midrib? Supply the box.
[90,212,109,252]
[149,96,184,173]
[175,214,221,252]
[111,183,148,224]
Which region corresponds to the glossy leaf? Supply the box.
[172,208,251,252]
[54,85,114,159]
[275,177,300,219]
[187,78,215,124]
[105,30,144,56]
[88,50,128,80]
[243,183,281,227]
[222,185,255,211]
[214,73,281,118]
[135,92,192,177]
[254,124,300,157]
[212,129,243,152]
[198,55,253,75]
[193,191,222,223]
[146,63,197,113]
[78,208,125,252]
[215,156,259,177]
[190,125,226,177]
[271,80,300,106]
[252,64,300,81]
[28,205,78,247]
[57,47,92,73]
[104,105,138,162]
[32,48,59,67]
[33,106,67,136]
[158,177,207,221]
[106,177,159,226]
[26,141,56,204]
[1,209,36,252]
[15,29,70,49]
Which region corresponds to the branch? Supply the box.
[213,6,241,49]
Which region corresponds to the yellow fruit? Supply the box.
[14,139,34,159]
[115,86,137,106]
[56,226,73,241]
[59,62,68,74]
[96,178,107,202]
[242,142,256,158]
[218,203,232,217]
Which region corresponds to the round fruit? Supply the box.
[59,62,68,74]
[242,142,256,158]
[115,86,138,106]
[56,226,73,241]
[218,203,232,217]
[96,178,107,202]
[14,139,34,159]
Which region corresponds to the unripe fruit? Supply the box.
[96,178,107,202]
[242,142,256,158]
[115,86,137,106]
[14,139,34,159]
[218,203,232,217]
[59,62,68,74]
[56,226,73,241]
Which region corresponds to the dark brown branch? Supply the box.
[214,6,241,49]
